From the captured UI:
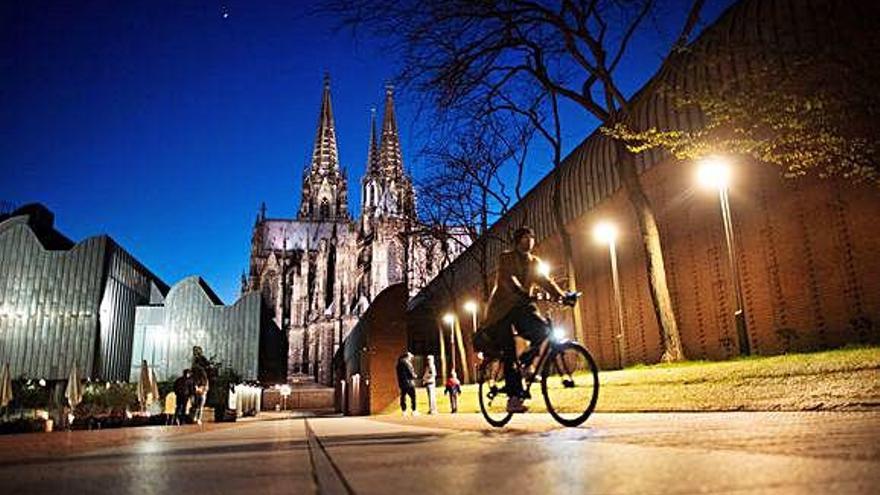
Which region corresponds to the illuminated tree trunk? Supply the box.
[615,140,684,362]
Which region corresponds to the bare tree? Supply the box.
[324,0,708,361]
[419,113,534,300]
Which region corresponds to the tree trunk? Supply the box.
[551,168,585,343]
[615,141,685,362]
[454,319,470,383]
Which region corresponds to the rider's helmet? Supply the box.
[512,226,535,243]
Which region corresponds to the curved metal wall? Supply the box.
[0,218,106,379]
[131,277,264,382]
[0,215,166,380]
[411,0,873,310]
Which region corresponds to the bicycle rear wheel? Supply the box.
[541,342,599,427]
[478,358,513,428]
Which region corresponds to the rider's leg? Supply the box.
[499,321,525,398]
[513,307,552,373]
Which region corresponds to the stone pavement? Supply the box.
[0,411,877,494]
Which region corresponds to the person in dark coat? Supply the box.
[395,351,418,416]
[190,365,209,425]
[172,369,192,425]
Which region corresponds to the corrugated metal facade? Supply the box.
[0,212,167,380]
[130,277,268,382]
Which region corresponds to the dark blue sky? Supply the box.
[1,0,734,303]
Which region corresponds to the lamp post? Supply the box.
[463,301,478,382]
[442,313,456,374]
[697,156,750,356]
[593,221,626,368]
[464,301,478,334]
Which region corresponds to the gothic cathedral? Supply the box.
[244,76,466,385]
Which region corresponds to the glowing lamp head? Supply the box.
[552,326,567,341]
[537,261,551,278]
[464,301,478,314]
[442,313,455,326]
[593,221,618,245]
[696,156,732,190]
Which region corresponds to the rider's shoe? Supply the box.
[522,363,537,381]
[506,396,529,413]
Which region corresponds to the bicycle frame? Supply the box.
[517,317,567,400]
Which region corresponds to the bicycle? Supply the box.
[476,293,600,428]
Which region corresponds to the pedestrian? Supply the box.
[190,366,209,425]
[172,369,192,425]
[395,351,418,416]
[423,355,438,414]
[444,371,462,413]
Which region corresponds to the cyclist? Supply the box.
[483,226,578,413]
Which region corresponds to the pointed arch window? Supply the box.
[320,198,330,219]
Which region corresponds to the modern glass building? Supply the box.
[0,204,168,381]
[130,276,287,383]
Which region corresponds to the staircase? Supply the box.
[262,374,337,413]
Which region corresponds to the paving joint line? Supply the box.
[304,418,356,495]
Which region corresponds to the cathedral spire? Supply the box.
[310,73,339,175]
[298,74,350,222]
[366,107,380,174]
[378,84,403,174]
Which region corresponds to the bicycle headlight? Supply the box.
[552,327,566,341]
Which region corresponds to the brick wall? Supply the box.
[543,159,880,368]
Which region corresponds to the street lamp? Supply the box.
[279,384,292,415]
[463,301,478,382]
[593,220,626,368]
[463,300,478,333]
[442,312,457,374]
[696,156,750,356]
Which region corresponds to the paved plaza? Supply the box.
[1,411,878,494]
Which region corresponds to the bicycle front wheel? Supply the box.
[541,342,599,427]
[478,358,513,428]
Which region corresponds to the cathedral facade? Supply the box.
[244,77,466,385]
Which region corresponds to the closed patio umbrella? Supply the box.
[0,362,12,409]
[65,363,83,409]
[137,360,159,410]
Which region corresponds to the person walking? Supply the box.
[444,371,462,413]
[423,355,438,415]
[172,369,192,425]
[395,352,418,416]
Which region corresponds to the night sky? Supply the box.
[1,0,735,303]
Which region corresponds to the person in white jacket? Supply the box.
[422,355,438,414]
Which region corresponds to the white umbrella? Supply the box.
[0,362,13,409]
[65,363,83,409]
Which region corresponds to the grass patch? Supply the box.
[379,346,880,415]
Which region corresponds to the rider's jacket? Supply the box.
[484,249,565,327]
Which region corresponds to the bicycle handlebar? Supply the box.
[529,291,581,306]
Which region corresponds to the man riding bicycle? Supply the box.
[482,226,578,413]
